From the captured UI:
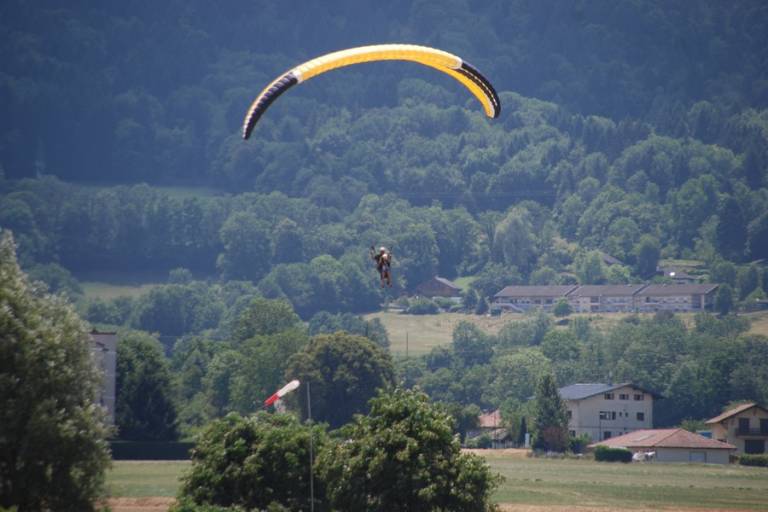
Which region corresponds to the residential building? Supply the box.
[634,284,718,312]
[415,276,462,299]
[567,284,647,313]
[90,330,117,424]
[589,429,736,464]
[466,409,508,444]
[492,285,578,313]
[560,383,657,441]
[705,403,768,455]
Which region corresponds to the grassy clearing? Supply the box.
[106,461,189,498]
[365,311,516,356]
[81,281,161,300]
[746,310,768,337]
[106,457,768,510]
[486,454,768,510]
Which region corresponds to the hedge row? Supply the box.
[594,445,632,463]
[738,454,768,467]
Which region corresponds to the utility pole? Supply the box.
[307,381,314,512]
[406,331,409,358]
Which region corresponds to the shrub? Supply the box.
[594,445,632,463]
[569,433,592,454]
[739,454,768,467]
[405,297,439,315]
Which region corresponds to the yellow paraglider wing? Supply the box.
[242,44,500,139]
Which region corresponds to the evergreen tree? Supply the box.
[715,284,734,316]
[532,373,569,452]
[715,197,747,262]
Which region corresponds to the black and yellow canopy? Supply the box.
[242,44,500,139]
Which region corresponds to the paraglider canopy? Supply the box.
[242,44,500,139]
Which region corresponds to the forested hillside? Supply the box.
[2,1,768,435]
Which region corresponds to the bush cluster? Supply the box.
[594,445,633,463]
[738,454,768,467]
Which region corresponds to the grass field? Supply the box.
[486,453,768,510]
[106,461,189,498]
[106,455,768,510]
[364,311,516,356]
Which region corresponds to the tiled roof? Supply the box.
[636,284,718,296]
[478,409,502,428]
[589,429,736,450]
[433,276,461,290]
[558,383,661,400]
[705,402,764,424]
[494,285,578,298]
[569,285,647,297]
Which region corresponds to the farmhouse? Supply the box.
[415,276,462,299]
[567,284,647,313]
[466,409,508,445]
[705,402,768,455]
[90,330,117,424]
[589,428,736,464]
[492,285,578,313]
[634,283,718,312]
[560,383,657,441]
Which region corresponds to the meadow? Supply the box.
[106,454,768,511]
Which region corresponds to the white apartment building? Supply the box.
[560,383,658,441]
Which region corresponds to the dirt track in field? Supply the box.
[107,498,751,512]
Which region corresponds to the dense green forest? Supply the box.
[2,1,768,438]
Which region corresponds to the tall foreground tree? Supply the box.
[317,389,500,512]
[0,232,110,511]
[533,373,569,452]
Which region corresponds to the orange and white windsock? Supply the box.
[264,379,300,407]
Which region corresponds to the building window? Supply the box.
[619,394,629,400]
[738,418,750,434]
[744,439,765,455]
[603,431,612,440]
[634,394,644,401]
[567,410,572,419]
[599,411,616,420]
[604,393,614,400]
[569,430,576,437]
[636,412,645,421]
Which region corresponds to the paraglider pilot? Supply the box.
[370,246,392,288]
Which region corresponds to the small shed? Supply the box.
[415,276,462,299]
[589,428,735,464]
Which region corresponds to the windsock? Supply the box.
[264,379,300,407]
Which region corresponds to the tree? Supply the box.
[633,235,660,279]
[178,412,328,511]
[715,196,747,262]
[116,331,179,440]
[747,212,768,260]
[715,284,734,316]
[217,211,271,282]
[532,373,569,452]
[553,298,572,317]
[232,297,302,343]
[574,250,607,284]
[452,321,493,367]
[0,232,110,511]
[317,388,500,512]
[286,332,395,428]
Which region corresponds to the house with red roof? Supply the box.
[589,428,736,464]
[706,403,768,456]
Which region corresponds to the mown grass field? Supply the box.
[364,311,515,356]
[81,281,161,300]
[106,456,768,510]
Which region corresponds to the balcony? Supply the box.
[736,427,768,436]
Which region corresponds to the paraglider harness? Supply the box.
[370,246,392,288]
